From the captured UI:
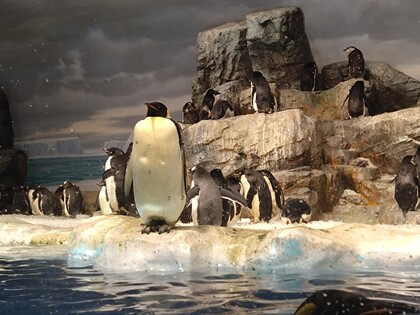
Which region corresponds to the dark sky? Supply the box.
[1,0,419,152]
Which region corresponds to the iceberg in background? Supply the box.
[15,137,84,158]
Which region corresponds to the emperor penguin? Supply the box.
[198,88,220,121]
[342,80,369,118]
[394,155,420,220]
[300,61,318,92]
[250,71,275,114]
[294,289,419,315]
[185,166,247,226]
[240,169,273,222]
[125,102,187,233]
[182,101,199,124]
[210,100,234,120]
[62,181,83,217]
[281,198,312,224]
[258,170,284,217]
[343,46,365,79]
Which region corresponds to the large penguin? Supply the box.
[250,71,275,114]
[182,101,199,124]
[294,289,419,315]
[125,102,187,233]
[258,170,284,217]
[300,61,318,92]
[342,80,369,118]
[394,155,420,219]
[198,88,220,121]
[185,166,247,226]
[240,169,273,222]
[343,46,365,79]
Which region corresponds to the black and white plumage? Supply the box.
[394,155,420,219]
[103,147,126,171]
[97,180,113,215]
[343,46,365,79]
[414,145,420,180]
[182,101,199,124]
[210,100,234,120]
[342,80,369,118]
[185,166,247,226]
[281,198,311,224]
[294,289,419,315]
[124,102,187,233]
[258,170,284,217]
[28,186,54,215]
[240,169,273,222]
[53,184,65,216]
[198,88,220,121]
[250,71,275,114]
[300,62,318,92]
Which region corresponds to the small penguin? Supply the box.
[414,145,420,180]
[182,101,199,124]
[198,88,220,121]
[294,289,419,315]
[226,175,244,223]
[342,80,369,118]
[103,147,126,171]
[28,186,54,215]
[300,62,318,92]
[62,181,83,217]
[240,169,273,222]
[210,100,234,120]
[185,166,247,226]
[258,170,284,217]
[250,71,275,114]
[97,180,113,215]
[394,155,420,219]
[53,183,65,216]
[103,168,119,212]
[281,198,311,224]
[124,102,187,233]
[343,46,365,79]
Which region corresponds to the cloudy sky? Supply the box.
[1,0,419,153]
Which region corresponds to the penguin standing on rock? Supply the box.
[240,169,273,222]
[185,166,247,226]
[342,80,369,118]
[103,147,126,171]
[182,101,199,124]
[125,102,187,234]
[281,198,312,224]
[300,62,318,92]
[250,71,275,114]
[343,46,365,78]
[258,170,284,217]
[394,155,420,220]
[198,89,220,121]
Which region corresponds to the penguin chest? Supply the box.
[132,117,186,224]
[99,185,113,215]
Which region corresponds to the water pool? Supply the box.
[1,246,419,314]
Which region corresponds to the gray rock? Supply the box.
[0,89,14,150]
[246,7,314,89]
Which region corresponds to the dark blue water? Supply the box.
[27,156,107,187]
[0,248,419,314]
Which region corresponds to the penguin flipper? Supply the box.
[246,187,257,208]
[185,186,200,208]
[124,158,133,197]
[220,187,248,208]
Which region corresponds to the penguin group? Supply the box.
[0,181,84,217]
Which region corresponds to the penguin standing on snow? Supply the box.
[62,181,83,217]
[240,169,273,222]
[300,62,318,92]
[198,88,220,121]
[394,155,420,219]
[124,102,187,233]
[343,46,365,79]
[210,100,234,120]
[97,179,113,215]
[250,71,275,114]
[342,80,369,118]
[281,198,312,224]
[182,101,199,124]
[185,166,247,226]
[258,170,284,217]
[28,186,54,215]
[53,183,65,216]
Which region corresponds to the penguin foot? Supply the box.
[158,224,172,234]
[141,220,172,234]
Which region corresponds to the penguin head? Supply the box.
[145,102,170,118]
[207,89,220,97]
[343,46,357,53]
[183,101,196,113]
[103,147,125,157]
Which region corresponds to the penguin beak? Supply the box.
[103,147,110,155]
[145,102,156,111]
